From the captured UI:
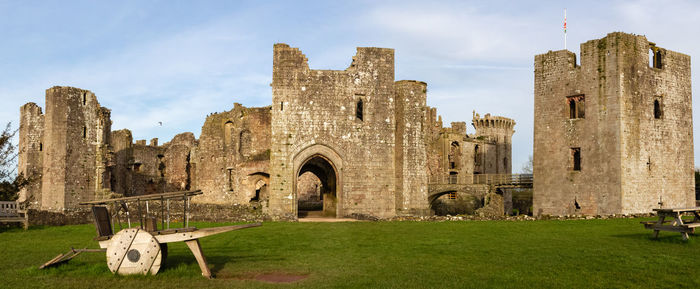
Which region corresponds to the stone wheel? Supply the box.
[106,228,163,275]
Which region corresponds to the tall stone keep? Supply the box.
[533,32,694,216]
[18,87,112,211]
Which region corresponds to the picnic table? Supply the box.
[641,207,700,240]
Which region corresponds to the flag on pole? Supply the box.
[564,8,567,50]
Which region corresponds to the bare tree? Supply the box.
[521,155,533,174]
[0,122,28,201]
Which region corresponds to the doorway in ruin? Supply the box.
[296,154,338,218]
[429,191,480,216]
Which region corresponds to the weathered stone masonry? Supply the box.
[18,44,516,220]
[534,32,694,216]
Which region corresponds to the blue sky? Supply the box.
[1,0,699,172]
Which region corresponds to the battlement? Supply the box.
[472,112,515,131]
[533,31,694,216]
[535,32,690,77]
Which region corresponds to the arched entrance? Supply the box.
[429,190,480,216]
[296,155,338,218]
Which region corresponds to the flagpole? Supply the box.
[564,8,567,50]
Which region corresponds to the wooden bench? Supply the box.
[0,201,28,230]
[642,207,700,240]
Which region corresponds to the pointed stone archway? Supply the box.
[293,144,343,218]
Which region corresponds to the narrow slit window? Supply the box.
[82,93,87,105]
[356,99,363,121]
[654,99,663,119]
[39,142,43,151]
[82,126,87,139]
[571,147,581,171]
[280,102,284,111]
[650,47,663,69]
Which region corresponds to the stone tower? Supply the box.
[472,113,515,174]
[533,32,694,216]
[18,86,112,211]
[17,103,44,207]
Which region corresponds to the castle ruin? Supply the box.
[17,44,515,220]
[533,32,695,216]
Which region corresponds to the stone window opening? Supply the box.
[567,94,585,119]
[133,163,142,172]
[356,99,364,121]
[82,126,87,139]
[39,142,42,151]
[251,180,267,202]
[224,121,234,148]
[474,145,481,167]
[280,102,284,111]
[649,47,663,69]
[157,154,165,178]
[571,147,581,171]
[448,141,460,170]
[654,98,663,119]
[574,198,581,210]
[82,93,87,105]
[239,130,252,158]
[647,157,652,171]
[448,172,458,184]
[252,189,261,201]
[227,168,234,191]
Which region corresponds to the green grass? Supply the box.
[1,218,699,288]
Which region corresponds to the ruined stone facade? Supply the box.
[18,44,515,219]
[533,32,694,216]
[18,87,112,211]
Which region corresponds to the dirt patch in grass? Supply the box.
[217,271,309,283]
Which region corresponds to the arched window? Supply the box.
[356,99,363,121]
[224,121,234,148]
[449,141,460,169]
[239,130,252,157]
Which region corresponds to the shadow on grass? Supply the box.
[160,253,285,277]
[611,232,695,244]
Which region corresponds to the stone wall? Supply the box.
[17,44,518,220]
[17,103,44,207]
[195,103,271,204]
[22,87,112,212]
[269,44,398,219]
[394,80,429,216]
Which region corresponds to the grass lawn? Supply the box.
[1,218,699,288]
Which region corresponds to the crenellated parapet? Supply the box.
[471,112,515,143]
